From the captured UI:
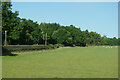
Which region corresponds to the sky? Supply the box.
[12,2,118,38]
[11,0,119,2]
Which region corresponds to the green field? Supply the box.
[2,47,118,78]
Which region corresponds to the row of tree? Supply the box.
[1,2,120,46]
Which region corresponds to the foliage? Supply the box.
[2,2,19,44]
[1,2,119,46]
[3,45,56,52]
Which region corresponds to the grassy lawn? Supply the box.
[2,47,118,78]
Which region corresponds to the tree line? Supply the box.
[1,2,120,46]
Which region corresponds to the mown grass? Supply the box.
[2,47,118,78]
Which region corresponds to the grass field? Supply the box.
[2,46,118,78]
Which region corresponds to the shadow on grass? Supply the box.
[2,47,18,56]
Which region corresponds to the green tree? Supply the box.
[2,2,19,44]
[52,27,71,45]
[40,23,60,44]
[31,25,43,44]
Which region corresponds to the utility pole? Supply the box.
[5,30,7,46]
[45,33,47,45]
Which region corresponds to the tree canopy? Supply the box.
[1,2,119,46]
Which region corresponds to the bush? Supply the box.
[58,44,64,47]
[54,44,59,48]
[48,44,56,49]
[2,47,17,56]
[2,45,57,52]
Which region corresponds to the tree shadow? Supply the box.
[2,47,18,56]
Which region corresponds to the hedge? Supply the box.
[2,44,58,53]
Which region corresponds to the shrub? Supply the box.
[2,47,17,56]
[2,45,57,52]
[48,44,56,49]
[54,44,59,48]
[58,44,64,47]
